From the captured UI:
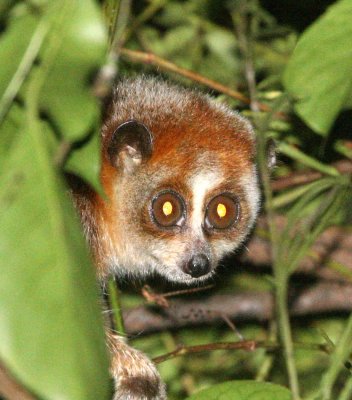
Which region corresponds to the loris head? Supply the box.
[92,77,260,284]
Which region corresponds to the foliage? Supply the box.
[1,0,352,399]
[0,1,110,400]
[283,0,352,135]
[186,380,292,400]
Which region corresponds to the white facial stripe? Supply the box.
[240,168,260,225]
[190,171,220,234]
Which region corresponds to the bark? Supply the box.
[124,282,352,336]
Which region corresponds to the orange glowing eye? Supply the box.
[216,203,227,218]
[205,194,240,230]
[151,191,185,228]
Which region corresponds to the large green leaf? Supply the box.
[65,127,102,193]
[39,0,107,141]
[0,11,39,100]
[0,102,23,161]
[0,104,110,399]
[0,1,106,189]
[283,0,352,135]
[186,380,292,400]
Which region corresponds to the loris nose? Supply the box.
[183,254,211,278]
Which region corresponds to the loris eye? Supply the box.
[151,191,185,228]
[204,194,240,230]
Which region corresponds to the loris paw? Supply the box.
[109,333,166,400]
[113,372,166,400]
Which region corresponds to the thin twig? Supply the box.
[162,284,215,298]
[108,277,125,335]
[153,340,258,364]
[152,339,331,364]
[233,4,260,113]
[119,48,274,113]
[53,140,71,167]
[141,284,214,308]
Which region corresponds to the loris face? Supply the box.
[93,78,260,284]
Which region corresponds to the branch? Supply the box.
[120,48,276,114]
[0,361,36,400]
[152,339,330,364]
[153,340,257,364]
[123,283,352,336]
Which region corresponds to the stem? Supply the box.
[320,314,352,399]
[338,375,352,400]
[276,281,301,398]
[232,4,259,113]
[152,339,331,365]
[110,0,132,52]
[269,178,300,399]
[265,160,300,398]
[108,277,125,335]
[94,0,132,98]
[0,18,50,126]
[255,321,276,381]
[231,1,300,397]
[153,340,258,364]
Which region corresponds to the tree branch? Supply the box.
[153,340,258,364]
[152,339,330,364]
[0,362,36,400]
[123,282,352,336]
[120,48,275,113]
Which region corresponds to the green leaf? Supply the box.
[155,25,198,56]
[0,14,50,125]
[0,102,23,161]
[278,142,339,176]
[186,380,292,400]
[156,2,194,26]
[283,0,352,135]
[320,312,352,399]
[65,128,102,193]
[0,11,39,100]
[334,139,352,159]
[202,28,239,84]
[0,111,110,399]
[39,0,107,141]
[272,180,327,209]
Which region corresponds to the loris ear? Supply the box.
[107,120,153,174]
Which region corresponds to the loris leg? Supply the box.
[107,331,166,400]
